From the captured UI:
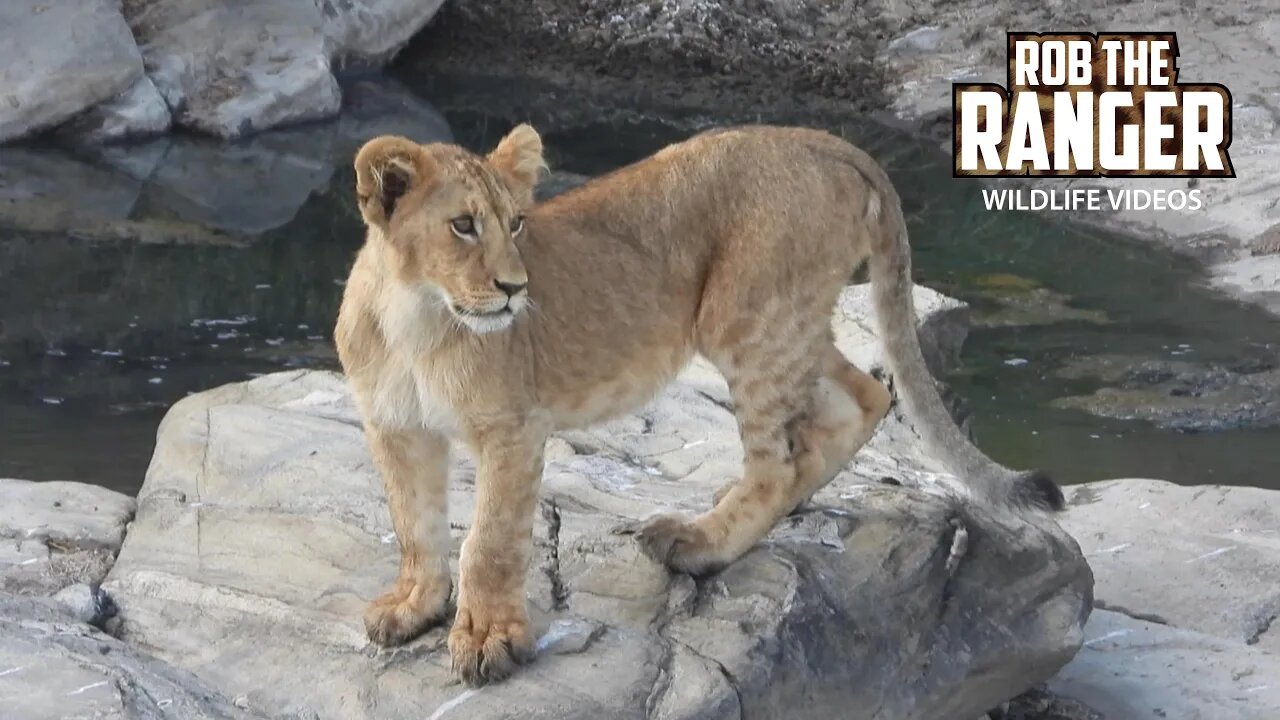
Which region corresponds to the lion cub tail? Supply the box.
[848,148,1065,513]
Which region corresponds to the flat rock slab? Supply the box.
[0,478,136,595]
[1061,479,1280,653]
[1050,610,1280,720]
[103,287,1091,719]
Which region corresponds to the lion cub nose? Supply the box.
[495,279,527,297]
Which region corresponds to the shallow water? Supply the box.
[2,74,1278,496]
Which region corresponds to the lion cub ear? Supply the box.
[353,136,432,231]
[488,123,546,205]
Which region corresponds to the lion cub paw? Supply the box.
[364,578,452,646]
[448,600,534,686]
[635,513,725,576]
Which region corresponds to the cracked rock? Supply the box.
[1061,479,1280,653]
[99,286,1091,719]
[0,592,255,720]
[0,478,136,596]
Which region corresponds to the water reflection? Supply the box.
[2,74,1279,495]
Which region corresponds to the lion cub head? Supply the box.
[353,125,545,334]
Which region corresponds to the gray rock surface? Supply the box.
[0,1,148,143]
[124,0,341,139]
[1060,479,1280,653]
[432,0,888,101]
[101,286,1091,719]
[1050,610,1280,719]
[121,0,447,138]
[56,76,174,144]
[1041,479,1280,719]
[0,592,255,720]
[323,0,448,68]
[0,478,136,596]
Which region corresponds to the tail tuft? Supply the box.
[1011,470,1065,512]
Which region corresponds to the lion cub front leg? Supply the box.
[449,421,547,686]
[364,426,453,646]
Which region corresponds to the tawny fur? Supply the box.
[335,124,1056,687]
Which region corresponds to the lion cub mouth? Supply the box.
[452,304,517,334]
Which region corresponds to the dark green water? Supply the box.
[2,74,1278,495]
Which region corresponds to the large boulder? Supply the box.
[1046,479,1280,717]
[0,478,135,596]
[102,286,1092,719]
[121,0,447,138]
[123,0,340,139]
[0,1,152,143]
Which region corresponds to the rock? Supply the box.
[102,286,1091,719]
[1049,610,1280,719]
[1060,479,1280,653]
[886,26,955,57]
[964,279,1109,329]
[124,0,339,139]
[322,0,449,68]
[0,1,146,143]
[1250,222,1280,257]
[1010,477,1280,719]
[0,478,136,596]
[122,0,447,138]
[0,591,256,719]
[429,0,889,102]
[1051,356,1280,432]
[56,76,173,144]
[52,583,118,629]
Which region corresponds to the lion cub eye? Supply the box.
[510,215,525,236]
[450,215,477,239]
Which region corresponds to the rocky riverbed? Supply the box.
[4,284,1278,719]
[3,286,1098,720]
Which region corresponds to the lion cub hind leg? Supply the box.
[708,345,891,509]
[363,427,454,646]
[637,309,831,574]
[787,344,892,507]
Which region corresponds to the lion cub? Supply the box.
[335,124,1061,686]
